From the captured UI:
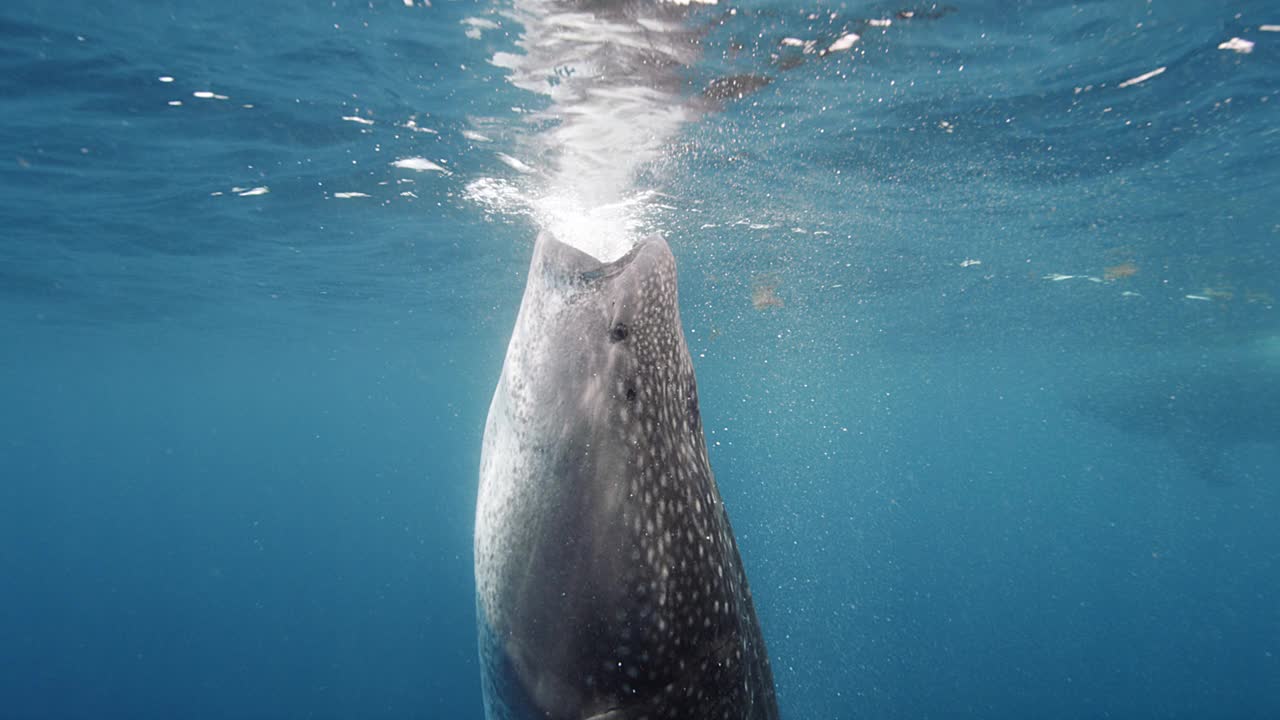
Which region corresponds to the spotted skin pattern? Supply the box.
[476,234,778,720]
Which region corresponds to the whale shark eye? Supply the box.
[625,386,637,402]
[609,323,630,343]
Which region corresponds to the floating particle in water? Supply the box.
[1197,287,1234,301]
[495,153,535,174]
[1218,37,1255,54]
[402,118,438,134]
[827,33,861,53]
[1103,262,1138,281]
[1118,67,1165,88]
[751,274,784,310]
[391,157,450,174]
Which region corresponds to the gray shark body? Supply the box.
[476,234,778,720]
[1076,354,1280,482]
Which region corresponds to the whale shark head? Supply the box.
[476,233,777,720]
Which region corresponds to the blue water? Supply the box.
[3,0,1278,718]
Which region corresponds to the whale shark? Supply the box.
[475,233,779,720]
[1074,345,1280,483]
